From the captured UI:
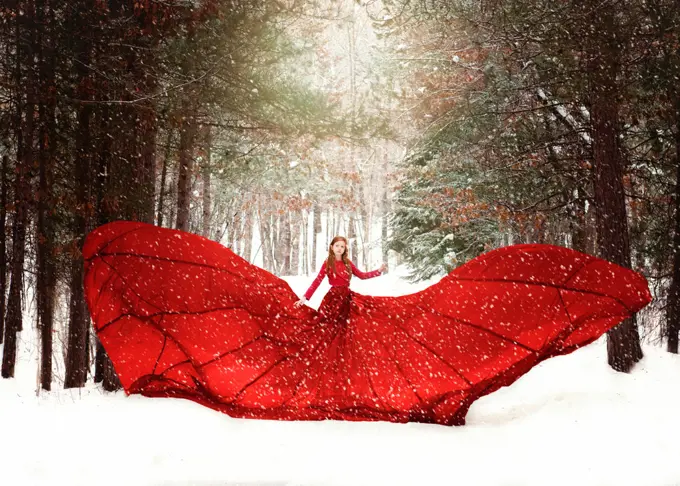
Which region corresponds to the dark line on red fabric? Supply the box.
[98,314,128,334]
[450,276,633,313]
[230,355,293,403]
[333,321,351,400]
[372,332,426,405]
[280,323,344,407]
[535,290,568,350]
[152,316,167,375]
[142,376,196,394]
[88,226,145,260]
[90,250,291,292]
[354,324,398,412]
[196,333,269,368]
[551,289,578,348]
[100,255,164,314]
[416,304,538,354]
[158,359,190,376]
[562,259,592,286]
[163,377,197,392]
[305,323,348,407]
[304,403,405,417]
[388,318,473,388]
[89,266,118,321]
[559,312,632,347]
[98,304,297,335]
[99,258,205,387]
[97,308,295,357]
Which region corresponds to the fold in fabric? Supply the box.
[83,221,652,426]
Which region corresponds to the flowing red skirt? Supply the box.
[83,221,652,426]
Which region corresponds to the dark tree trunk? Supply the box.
[92,98,120,390]
[1,169,28,378]
[157,129,174,227]
[202,127,212,238]
[36,0,56,390]
[667,96,680,354]
[570,187,588,253]
[93,101,109,387]
[588,7,643,372]
[176,112,196,232]
[139,108,157,225]
[2,5,33,378]
[64,125,91,388]
[64,15,93,387]
[0,155,7,345]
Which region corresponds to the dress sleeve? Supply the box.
[350,261,382,279]
[304,264,327,300]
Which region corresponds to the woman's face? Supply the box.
[331,240,346,258]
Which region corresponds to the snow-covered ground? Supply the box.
[1,269,679,486]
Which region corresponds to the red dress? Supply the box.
[304,260,382,324]
[83,221,652,426]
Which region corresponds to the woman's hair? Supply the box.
[326,236,352,278]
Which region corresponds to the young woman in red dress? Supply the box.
[294,236,386,323]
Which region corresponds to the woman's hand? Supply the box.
[379,263,387,274]
[293,298,307,308]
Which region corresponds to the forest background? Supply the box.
[0,0,678,392]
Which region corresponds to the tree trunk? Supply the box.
[280,211,292,275]
[667,95,680,354]
[381,153,389,272]
[301,210,308,274]
[176,112,196,232]
[91,98,121,391]
[588,7,643,372]
[64,112,92,388]
[2,6,33,377]
[242,211,252,263]
[230,212,240,254]
[157,129,173,227]
[0,155,7,346]
[312,202,322,271]
[361,206,370,268]
[139,109,157,225]
[202,127,212,238]
[570,187,588,253]
[291,211,300,275]
[64,20,93,387]
[259,207,274,272]
[1,170,28,379]
[36,0,56,389]
[348,213,358,265]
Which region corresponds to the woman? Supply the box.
[293,236,387,323]
[83,221,652,426]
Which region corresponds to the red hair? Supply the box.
[326,236,352,279]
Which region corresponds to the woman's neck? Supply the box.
[334,256,342,261]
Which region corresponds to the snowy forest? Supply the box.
[0,0,678,400]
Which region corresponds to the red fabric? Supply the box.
[303,260,381,300]
[83,221,652,426]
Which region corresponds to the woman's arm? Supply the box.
[303,264,327,300]
[349,261,384,279]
